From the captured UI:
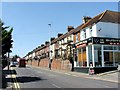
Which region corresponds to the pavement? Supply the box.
[28,65,119,83]
[2,65,119,89]
[2,66,16,90]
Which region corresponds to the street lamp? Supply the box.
[48,24,52,70]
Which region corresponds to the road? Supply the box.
[11,65,118,89]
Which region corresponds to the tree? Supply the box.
[12,54,20,61]
[0,20,13,56]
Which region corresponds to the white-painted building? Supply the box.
[75,10,120,69]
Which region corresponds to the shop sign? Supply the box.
[92,37,120,45]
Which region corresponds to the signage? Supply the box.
[92,37,120,45]
[75,37,120,48]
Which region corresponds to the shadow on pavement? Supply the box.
[3,69,17,75]
[6,76,46,83]
[16,76,46,83]
[2,69,17,89]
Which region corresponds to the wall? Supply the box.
[96,22,119,38]
[27,58,71,71]
[81,22,120,41]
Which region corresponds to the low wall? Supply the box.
[26,58,71,71]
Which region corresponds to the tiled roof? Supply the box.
[51,28,75,44]
[74,10,120,33]
[48,10,120,45]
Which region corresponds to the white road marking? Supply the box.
[52,84,61,88]
[65,73,71,75]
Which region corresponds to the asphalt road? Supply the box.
[12,65,118,89]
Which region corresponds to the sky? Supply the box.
[1,2,118,57]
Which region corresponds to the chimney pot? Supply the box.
[67,26,74,32]
[83,16,92,23]
[58,33,63,37]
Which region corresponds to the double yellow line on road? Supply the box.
[10,67,20,90]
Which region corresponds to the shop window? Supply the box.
[78,47,87,67]
[104,46,113,50]
[114,52,120,65]
[114,46,120,50]
[94,45,102,67]
[88,46,92,64]
[104,51,113,66]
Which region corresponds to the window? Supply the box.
[83,30,86,38]
[76,33,79,41]
[90,29,92,37]
[104,46,113,50]
[114,46,120,50]
[78,47,87,67]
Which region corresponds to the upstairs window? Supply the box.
[82,29,86,39]
[90,29,93,37]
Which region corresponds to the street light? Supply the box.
[48,24,52,70]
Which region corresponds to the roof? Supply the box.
[51,28,75,44]
[50,10,120,44]
[74,10,120,33]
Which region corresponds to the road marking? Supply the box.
[10,67,20,90]
[12,74,20,89]
[52,84,61,88]
[65,73,71,75]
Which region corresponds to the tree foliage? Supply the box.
[0,20,13,56]
[12,54,20,61]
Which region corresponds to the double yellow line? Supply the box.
[10,67,20,90]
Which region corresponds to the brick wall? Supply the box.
[39,58,49,68]
[27,58,72,71]
[51,58,62,70]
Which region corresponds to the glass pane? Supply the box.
[94,45,102,67]
[78,47,87,67]
[104,51,114,66]
[114,46,120,50]
[114,52,120,63]
[104,46,113,50]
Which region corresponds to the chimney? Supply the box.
[82,16,92,23]
[67,26,74,32]
[57,33,63,37]
[45,41,49,45]
[41,44,44,47]
[50,37,55,42]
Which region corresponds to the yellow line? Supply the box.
[10,67,20,90]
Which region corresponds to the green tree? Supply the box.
[0,20,13,56]
[12,54,20,61]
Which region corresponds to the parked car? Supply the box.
[10,62,16,67]
[13,61,18,65]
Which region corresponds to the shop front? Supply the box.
[74,37,120,73]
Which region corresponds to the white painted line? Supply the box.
[52,84,61,88]
[65,73,71,75]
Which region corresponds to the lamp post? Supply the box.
[48,24,52,70]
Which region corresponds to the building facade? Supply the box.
[25,10,120,73]
[74,10,120,69]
